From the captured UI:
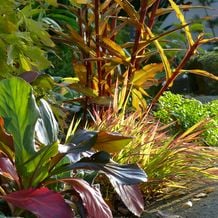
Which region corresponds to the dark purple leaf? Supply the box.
[62,178,112,218]
[60,130,98,154]
[0,156,19,182]
[110,180,144,217]
[19,71,40,83]
[54,152,147,185]
[2,188,72,218]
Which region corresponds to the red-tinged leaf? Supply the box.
[0,117,14,150]
[62,178,113,218]
[2,188,72,218]
[110,180,144,217]
[0,156,19,183]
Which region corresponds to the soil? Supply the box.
[142,182,218,218]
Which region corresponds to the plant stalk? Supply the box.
[150,36,203,108]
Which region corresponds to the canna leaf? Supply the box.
[2,188,72,218]
[0,156,19,182]
[145,26,173,82]
[0,78,39,175]
[102,37,126,58]
[131,63,163,87]
[110,181,144,217]
[60,129,98,154]
[114,0,139,22]
[93,131,132,153]
[53,151,147,185]
[181,69,218,81]
[61,178,113,218]
[168,0,194,46]
[132,88,147,111]
[35,99,59,146]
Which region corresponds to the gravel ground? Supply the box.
[142,183,218,218]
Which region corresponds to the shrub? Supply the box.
[154,91,218,146]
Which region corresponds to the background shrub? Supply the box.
[154,92,218,146]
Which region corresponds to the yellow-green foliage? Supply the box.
[89,111,218,200]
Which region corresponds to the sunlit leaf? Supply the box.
[61,178,113,218]
[93,131,132,153]
[2,188,72,218]
[102,37,126,58]
[132,88,147,111]
[145,26,173,82]
[168,0,194,46]
[132,63,163,86]
[114,0,139,22]
[35,99,59,146]
[182,69,218,81]
[19,54,31,71]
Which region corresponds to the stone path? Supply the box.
[142,183,218,218]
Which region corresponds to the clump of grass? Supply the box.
[89,110,218,201]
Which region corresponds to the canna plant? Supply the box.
[0,77,147,217]
[44,0,218,118]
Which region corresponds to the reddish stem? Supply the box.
[150,36,202,108]
[129,1,148,78]
[94,0,102,96]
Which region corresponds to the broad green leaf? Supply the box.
[61,178,113,218]
[23,142,58,188]
[168,0,194,46]
[93,131,132,153]
[0,78,39,174]
[2,188,72,218]
[132,63,163,86]
[26,19,55,47]
[35,99,59,146]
